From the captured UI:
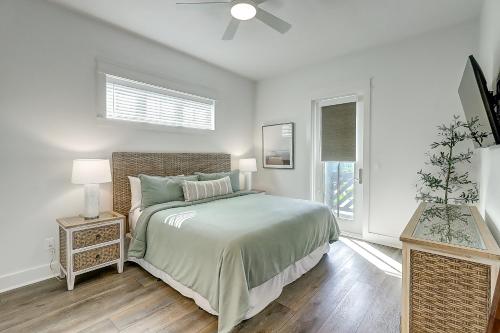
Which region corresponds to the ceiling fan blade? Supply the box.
[222,19,240,40]
[254,0,267,3]
[176,1,229,4]
[255,8,291,34]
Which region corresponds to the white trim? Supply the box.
[96,59,218,103]
[95,59,219,134]
[363,231,402,249]
[317,94,358,108]
[340,230,364,240]
[118,216,124,273]
[341,230,402,249]
[73,260,120,275]
[96,116,216,135]
[310,79,372,237]
[72,240,120,254]
[66,227,73,290]
[0,256,125,293]
[0,264,58,294]
[407,242,500,266]
[71,220,120,231]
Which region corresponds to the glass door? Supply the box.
[324,161,355,221]
[312,94,365,235]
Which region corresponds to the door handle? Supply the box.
[354,168,363,184]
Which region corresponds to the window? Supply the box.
[324,161,355,220]
[105,74,215,130]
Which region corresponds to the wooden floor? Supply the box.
[0,238,402,333]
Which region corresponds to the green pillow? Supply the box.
[195,170,240,192]
[139,174,199,209]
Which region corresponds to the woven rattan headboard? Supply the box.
[112,152,231,218]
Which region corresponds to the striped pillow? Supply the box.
[183,176,233,202]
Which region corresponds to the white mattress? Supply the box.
[128,242,330,319]
[129,208,142,232]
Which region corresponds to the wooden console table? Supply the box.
[400,202,500,333]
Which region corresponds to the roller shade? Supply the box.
[321,102,356,161]
[105,74,215,130]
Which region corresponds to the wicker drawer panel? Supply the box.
[73,223,120,249]
[73,243,120,272]
[410,250,490,333]
[59,227,67,270]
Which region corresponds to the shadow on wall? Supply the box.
[486,211,500,246]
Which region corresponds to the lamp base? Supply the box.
[244,172,252,191]
[83,184,100,220]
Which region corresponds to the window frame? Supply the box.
[309,80,372,239]
[96,60,218,134]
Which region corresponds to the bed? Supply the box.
[112,152,339,333]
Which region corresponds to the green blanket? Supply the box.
[128,193,339,333]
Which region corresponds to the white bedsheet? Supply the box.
[129,208,142,232]
[128,242,330,319]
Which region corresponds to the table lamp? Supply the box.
[72,159,111,219]
[239,158,257,191]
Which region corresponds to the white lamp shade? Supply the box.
[239,158,257,172]
[72,159,111,184]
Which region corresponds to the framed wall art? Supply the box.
[262,122,294,169]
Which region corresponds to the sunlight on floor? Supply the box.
[340,237,402,279]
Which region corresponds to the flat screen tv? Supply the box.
[458,55,500,148]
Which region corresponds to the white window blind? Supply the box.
[105,74,215,130]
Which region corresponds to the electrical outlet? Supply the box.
[45,237,55,251]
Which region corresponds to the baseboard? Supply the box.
[0,232,400,294]
[340,230,401,249]
[0,264,58,294]
[340,231,364,240]
[363,232,402,249]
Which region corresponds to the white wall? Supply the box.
[0,0,255,291]
[478,0,500,242]
[254,22,478,246]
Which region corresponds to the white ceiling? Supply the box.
[51,0,483,80]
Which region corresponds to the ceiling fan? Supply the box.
[176,0,292,40]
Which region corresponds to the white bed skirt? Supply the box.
[128,242,330,319]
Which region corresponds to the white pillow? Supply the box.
[128,176,142,212]
[182,176,233,202]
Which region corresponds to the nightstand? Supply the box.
[57,212,125,290]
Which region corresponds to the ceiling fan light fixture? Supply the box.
[231,2,256,21]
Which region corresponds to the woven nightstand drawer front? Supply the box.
[410,250,490,333]
[73,223,120,249]
[73,243,120,272]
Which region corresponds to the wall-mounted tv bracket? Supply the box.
[496,72,500,106]
[496,73,500,123]
[491,72,500,126]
